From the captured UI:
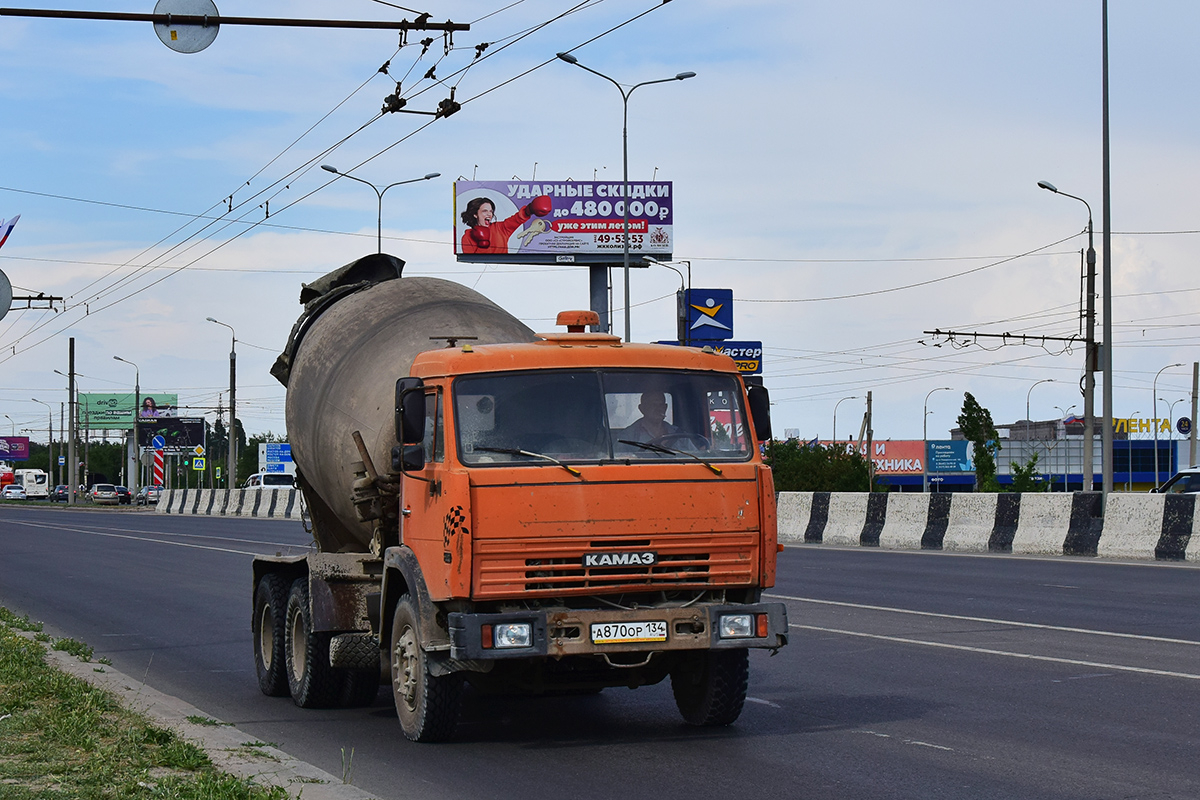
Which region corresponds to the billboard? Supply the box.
[137,417,205,452]
[823,440,926,475]
[0,436,30,461]
[926,440,974,473]
[454,181,673,262]
[78,392,179,430]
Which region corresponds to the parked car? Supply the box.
[1,484,27,500]
[50,485,69,502]
[89,484,119,505]
[136,485,163,506]
[1153,466,1200,494]
[115,486,132,505]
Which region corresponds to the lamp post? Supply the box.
[643,255,692,345]
[3,414,12,436]
[1026,378,1054,476]
[31,398,53,486]
[1054,404,1076,491]
[923,387,952,492]
[1038,179,1097,492]
[833,396,859,444]
[556,52,696,343]
[320,165,439,254]
[113,355,140,496]
[1152,363,1184,488]
[207,317,237,489]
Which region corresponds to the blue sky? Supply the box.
[2,0,1198,445]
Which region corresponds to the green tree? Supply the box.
[766,439,874,492]
[1009,451,1048,493]
[957,392,1002,492]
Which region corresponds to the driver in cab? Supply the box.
[620,390,679,443]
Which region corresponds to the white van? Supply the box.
[14,469,49,499]
[243,472,296,490]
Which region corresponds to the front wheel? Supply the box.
[390,594,463,742]
[670,649,748,726]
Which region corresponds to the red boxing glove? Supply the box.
[469,226,491,248]
[526,195,552,217]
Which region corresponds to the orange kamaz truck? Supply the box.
[253,254,787,741]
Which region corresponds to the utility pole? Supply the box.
[67,337,75,504]
[1191,362,1198,467]
[864,391,874,487]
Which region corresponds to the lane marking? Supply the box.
[768,593,1200,647]
[11,517,303,549]
[745,696,782,708]
[5,519,265,557]
[856,731,955,752]
[792,624,1200,681]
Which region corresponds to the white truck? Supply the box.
[13,469,49,499]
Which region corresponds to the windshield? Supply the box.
[455,369,752,466]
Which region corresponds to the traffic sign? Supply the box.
[152,435,166,450]
[193,457,206,471]
[193,445,205,456]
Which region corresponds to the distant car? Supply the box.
[2,484,27,500]
[50,485,69,502]
[1153,467,1200,494]
[243,472,296,490]
[89,483,119,505]
[136,485,163,506]
[115,486,132,505]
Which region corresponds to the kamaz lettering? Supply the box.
[583,551,658,568]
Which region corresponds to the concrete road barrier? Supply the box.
[157,489,303,520]
[778,491,1200,562]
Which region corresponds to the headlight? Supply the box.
[719,614,754,638]
[493,622,532,649]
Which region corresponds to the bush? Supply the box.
[766,440,873,492]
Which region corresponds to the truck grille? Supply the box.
[473,532,757,598]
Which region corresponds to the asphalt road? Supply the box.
[2,504,1199,799]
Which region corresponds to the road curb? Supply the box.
[15,626,379,800]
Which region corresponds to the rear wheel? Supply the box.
[252,573,290,697]
[390,594,463,742]
[284,578,342,708]
[670,649,748,726]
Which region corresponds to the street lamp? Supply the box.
[113,355,140,496]
[1127,410,1140,491]
[3,414,12,436]
[207,317,237,488]
[1026,379,1055,468]
[1038,180,1097,492]
[923,387,952,492]
[643,255,692,345]
[557,52,696,343]
[833,396,859,444]
[31,398,53,485]
[1152,363,1184,488]
[320,165,439,254]
[1054,404,1076,491]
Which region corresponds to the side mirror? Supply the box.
[395,377,425,444]
[746,383,772,442]
[392,444,426,472]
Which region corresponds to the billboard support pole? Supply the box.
[589,265,609,333]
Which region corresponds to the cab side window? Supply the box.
[423,388,444,463]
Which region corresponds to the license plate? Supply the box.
[590,620,667,644]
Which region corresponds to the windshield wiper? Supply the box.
[617,440,723,476]
[473,446,584,479]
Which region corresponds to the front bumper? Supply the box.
[448,602,788,661]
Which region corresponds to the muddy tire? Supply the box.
[252,573,291,697]
[389,594,463,742]
[670,649,748,726]
[284,578,341,708]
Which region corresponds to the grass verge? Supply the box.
[0,606,289,799]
